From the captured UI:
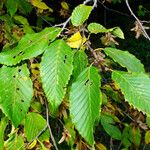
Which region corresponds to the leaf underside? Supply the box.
[104,47,145,73]
[112,71,150,115]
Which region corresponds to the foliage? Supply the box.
[0,0,150,149]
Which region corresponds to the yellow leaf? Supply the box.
[28,140,37,149]
[67,31,86,48]
[31,0,53,12]
[96,143,107,150]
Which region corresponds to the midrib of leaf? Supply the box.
[114,71,148,105]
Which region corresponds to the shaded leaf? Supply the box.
[71,4,92,26]
[0,27,61,66]
[104,47,145,73]
[5,134,25,150]
[70,66,101,146]
[145,130,150,144]
[0,64,33,127]
[101,114,121,140]
[5,0,18,16]
[25,112,49,142]
[0,117,8,150]
[72,50,88,80]
[112,71,150,115]
[40,40,74,113]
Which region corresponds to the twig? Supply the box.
[45,101,59,150]
[26,125,48,149]
[55,0,98,32]
[125,0,150,41]
[98,0,130,17]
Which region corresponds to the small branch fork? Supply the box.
[55,0,98,32]
[125,0,150,41]
[24,100,58,150]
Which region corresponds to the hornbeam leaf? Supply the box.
[25,112,50,142]
[70,66,101,146]
[0,27,61,66]
[5,135,25,150]
[104,47,145,73]
[112,71,150,115]
[40,40,74,113]
[72,50,88,80]
[0,117,8,150]
[71,4,92,26]
[0,64,33,127]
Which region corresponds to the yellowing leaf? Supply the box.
[96,143,107,150]
[31,0,53,12]
[61,2,69,10]
[67,32,86,48]
[27,140,37,149]
[145,130,150,144]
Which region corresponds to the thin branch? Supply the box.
[25,125,48,149]
[45,101,58,150]
[55,0,98,32]
[98,0,130,17]
[125,0,150,41]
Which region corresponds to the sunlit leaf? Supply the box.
[70,66,101,146]
[0,64,33,127]
[0,27,61,66]
[40,40,74,113]
[31,0,53,12]
[88,23,108,34]
[67,31,86,48]
[71,4,92,26]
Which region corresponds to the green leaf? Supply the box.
[122,126,132,148]
[0,27,61,66]
[5,0,18,16]
[131,127,141,146]
[0,64,33,127]
[0,117,8,150]
[72,50,88,80]
[88,23,108,34]
[110,27,124,39]
[101,114,122,140]
[40,40,74,113]
[18,0,33,14]
[70,66,101,146]
[24,112,49,142]
[71,4,92,26]
[112,71,150,115]
[5,134,25,150]
[104,47,145,73]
